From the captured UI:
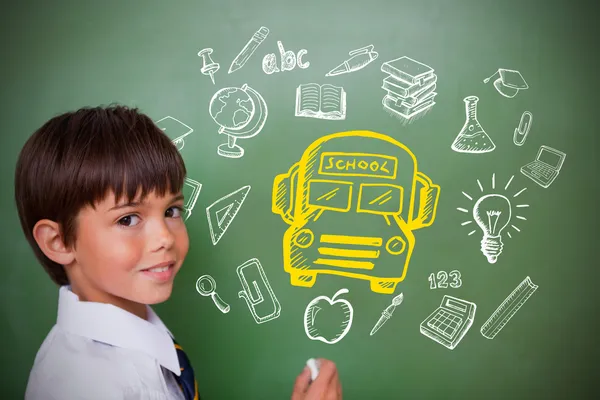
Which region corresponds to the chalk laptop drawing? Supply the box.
[520,145,566,188]
[420,295,476,350]
[295,83,346,120]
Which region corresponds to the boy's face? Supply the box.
[67,188,189,313]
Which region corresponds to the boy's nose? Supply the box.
[150,220,175,251]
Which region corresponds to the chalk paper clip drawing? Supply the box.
[513,111,532,146]
[483,68,528,98]
[370,293,403,336]
[182,178,202,221]
[237,258,281,324]
[155,116,193,152]
[304,289,353,344]
[325,44,379,77]
[206,185,251,245]
[420,295,476,350]
[272,130,440,294]
[480,276,538,340]
[262,40,310,74]
[196,274,230,313]
[197,48,220,85]
[209,84,267,159]
[451,96,496,154]
[520,145,566,188]
[380,56,437,124]
[229,26,270,74]
[295,83,346,120]
[457,174,529,264]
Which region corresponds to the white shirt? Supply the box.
[25,286,187,400]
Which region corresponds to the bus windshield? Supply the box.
[358,183,403,214]
[307,180,352,212]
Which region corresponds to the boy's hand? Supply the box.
[291,358,342,400]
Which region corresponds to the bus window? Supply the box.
[307,179,352,212]
[357,183,403,214]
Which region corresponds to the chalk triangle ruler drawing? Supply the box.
[206,185,251,245]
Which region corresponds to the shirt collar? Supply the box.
[56,285,181,376]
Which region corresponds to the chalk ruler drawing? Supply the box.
[197,48,220,84]
[484,68,528,98]
[155,116,193,152]
[304,288,353,344]
[206,185,251,245]
[229,26,270,74]
[272,130,440,294]
[514,111,532,146]
[209,84,267,158]
[326,44,378,77]
[295,83,346,120]
[480,276,538,339]
[420,295,476,350]
[195,274,230,313]
[457,174,529,264]
[380,56,437,123]
[237,258,281,324]
[182,178,202,221]
[520,145,566,188]
[370,292,403,336]
[451,96,495,154]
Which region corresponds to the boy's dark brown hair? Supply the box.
[14,105,187,286]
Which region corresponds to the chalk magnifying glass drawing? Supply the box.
[195,275,230,313]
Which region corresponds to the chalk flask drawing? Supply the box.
[451,96,495,154]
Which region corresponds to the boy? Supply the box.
[16,105,342,399]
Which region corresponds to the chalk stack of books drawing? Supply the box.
[381,56,437,121]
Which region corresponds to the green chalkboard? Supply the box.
[1,0,598,398]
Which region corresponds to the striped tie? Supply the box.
[172,339,199,400]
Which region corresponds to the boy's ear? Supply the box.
[32,219,75,266]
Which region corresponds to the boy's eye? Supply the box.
[166,206,183,218]
[118,214,141,226]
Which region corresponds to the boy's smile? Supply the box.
[65,189,189,319]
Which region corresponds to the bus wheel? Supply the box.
[290,272,317,288]
[370,279,399,294]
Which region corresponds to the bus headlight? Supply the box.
[294,228,314,248]
[386,236,406,255]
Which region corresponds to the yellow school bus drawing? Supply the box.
[272,130,440,294]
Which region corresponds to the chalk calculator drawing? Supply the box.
[272,130,440,294]
[457,174,529,263]
[420,295,476,350]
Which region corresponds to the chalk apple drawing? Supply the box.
[304,288,354,344]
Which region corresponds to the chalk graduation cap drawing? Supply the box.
[483,69,528,98]
[155,116,194,151]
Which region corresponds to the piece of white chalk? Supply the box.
[306,358,320,381]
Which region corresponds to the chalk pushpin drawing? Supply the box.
[380,56,437,123]
[480,276,538,339]
[451,96,496,154]
[304,289,354,345]
[483,68,528,98]
[457,174,529,263]
[209,84,267,158]
[228,26,270,74]
[198,48,220,85]
[325,44,378,77]
[513,111,533,146]
[155,116,193,152]
[420,295,476,350]
[237,258,281,324]
[182,178,202,221]
[206,185,251,245]
[295,83,346,120]
[272,130,440,294]
[520,145,566,188]
[195,275,230,313]
[370,292,403,336]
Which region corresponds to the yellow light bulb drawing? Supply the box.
[457,174,530,264]
[472,194,511,263]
